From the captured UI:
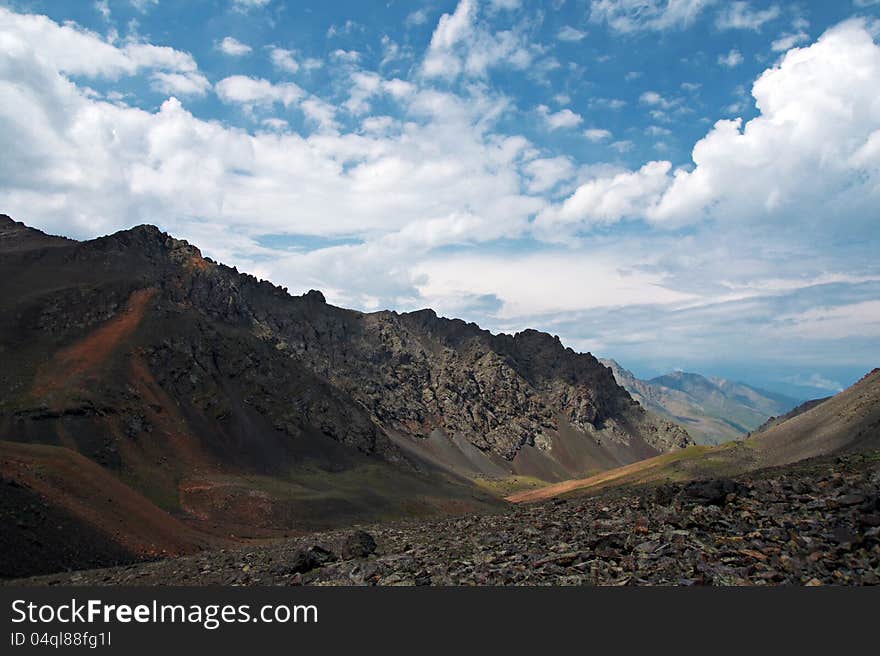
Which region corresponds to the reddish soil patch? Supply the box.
[0,440,218,558]
[32,288,157,397]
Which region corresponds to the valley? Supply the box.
[0,214,876,585]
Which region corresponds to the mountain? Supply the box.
[508,368,880,503]
[753,397,831,434]
[0,214,690,577]
[599,359,799,445]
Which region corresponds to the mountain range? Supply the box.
[509,367,880,503]
[599,359,800,445]
[0,215,689,577]
[1,214,877,585]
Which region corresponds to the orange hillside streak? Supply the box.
[505,452,675,503]
[32,287,157,397]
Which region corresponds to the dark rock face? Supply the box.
[340,530,377,559]
[288,544,337,574]
[0,219,691,477]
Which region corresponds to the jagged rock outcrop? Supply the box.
[0,218,691,529]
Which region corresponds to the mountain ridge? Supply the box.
[0,215,691,577]
[599,358,799,444]
[507,367,880,503]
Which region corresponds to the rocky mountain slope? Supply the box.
[509,368,880,503]
[0,214,689,577]
[9,451,878,586]
[600,359,798,444]
[754,397,831,434]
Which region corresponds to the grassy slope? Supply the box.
[509,369,879,503]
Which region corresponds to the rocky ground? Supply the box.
[7,452,880,586]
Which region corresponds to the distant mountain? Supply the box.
[599,360,799,445]
[0,215,690,577]
[509,368,880,503]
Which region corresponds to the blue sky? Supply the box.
[1,0,879,399]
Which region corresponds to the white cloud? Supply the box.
[344,71,382,114]
[405,9,430,27]
[131,0,159,13]
[232,0,271,10]
[1,6,878,370]
[95,1,111,21]
[331,49,361,63]
[151,71,210,96]
[610,140,634,153]
[414,251,696,318]
[488,0,522,10]
[717,48,744,67]
[422,0,539,79]
[715,2,780,31]
[214,75,304,108]
[0,8,548,310]
[268,47,299,72]
[0,8,201,80]
[218,36,252,56]
[543,18,880,236]
[590,0,713,34]
[781,373,844,393]
[584,128,613,142]
[535,161,673,231]
[776,301,880,341]
[771,31,809,52]
[523,156,575,193]
[590,97,627,110]
[557,26,587,41]
[0,7,212,100]
[537,105,583,130]
[639,90,678,109]
[300,97,338,129]
[261,117,289,132]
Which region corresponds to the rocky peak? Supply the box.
[302,289,326,304]
[0,215,72,252]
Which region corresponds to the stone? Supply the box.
[341,530,378,559]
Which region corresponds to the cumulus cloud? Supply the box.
[215,75,304,108]
[543,19,880,235]
[268,47,298,72]
[537,104,583,130]
[218,36,251,56]
[639,90,679,109]
[535,161,673,231]
[584,128,613,142]
[0,7,203,81]
[0,6,878,380]
[151,71,210,96]
[522,156,575,193]
[0,8,548,309]
[421,0,540,79]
